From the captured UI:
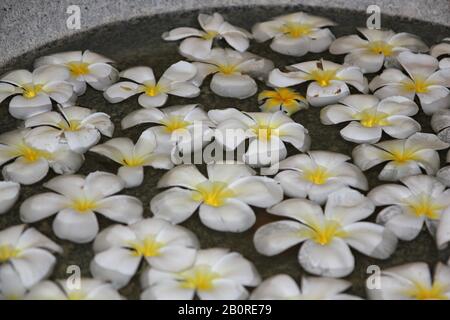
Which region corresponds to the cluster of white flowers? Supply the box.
[1,10,450,300]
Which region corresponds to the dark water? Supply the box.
[1,5,450,299]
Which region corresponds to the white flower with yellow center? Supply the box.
[321,94,420,144]
[0,181,19,214]
[370,51,450,115]
[140,248,260,300]
[90,218,199,289]
[104,62,200,108]
[0,129,83,185]
[190,48,274,99]
[252,11,335,57]
[250,274,361,300]
[431,37,450,70]
[273,151,367,205]
[367,262,450,300]
[254,189,397,278]
[90,130,174,188]
[20,171,143,243]
[369,175,450,249]
[34,50,119,95]
[258,87,308,115]
[353,132,449,181]
[150,163,283,232]
[269,59,368,107]
[0,65,74,119]
[24,106,114,153]
[162,12,251,59]
[0,225,62,289]
[121,104,214,156]
[208,108,310,167]
[330,28,428,73]
[26,279,123,300]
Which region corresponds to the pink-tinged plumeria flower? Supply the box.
[254,189,397,278]
[330,28,428,73]
[163,12,252,59]
[431,38,450,70]
[352,132,449,181]
[321,95,420,144]
[268,59,368,107]
[20,171,143,243]
[0,181,20,214]
[253,12,335,57]
[140,248,260,300]
[370,51,450,115]
[34,50,119,95]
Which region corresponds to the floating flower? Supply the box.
[367,262,450,300]
[0,225,62,288]
[368,175,450,249]
[252,12,335,57]
[26,279,123,300]
[0,264,27,300]
[121,104,214,156]
[90,218,199,289]
[0,129,83,185]
[254,189,397,277]
[436,149,450,187]
[352,132,449,181]
[0,66,74,119]
[269,59,367,107]
[90,130,173,188]
[190,48,274,99]
[320,95,420,144]
[329,28,428,73]
[162,12,251,59]
[258,87,308,115]
[273,151,367,205]
[150,163,283,232]
[431,109,450,143]
[430,38,450,70]
[369,51,450,115]
[25,106,114,153]
[209,108,310,167]
[250,274,361,300]
[20,171,143,243]
[104,62,200,108]
[34,50,119,95]
[140,248,260,300]
[0,181,20,214]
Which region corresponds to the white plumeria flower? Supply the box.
[90,218,199,289]
[34,50,119,95]
[273,151,368,205]
[150,163,283,232]
[190,48,274,99]
[367,262,450,300]
[20,171,143,243]
[0,129,83,185]
[0,181,20,214]
[321,94,420,144]
[370,51,450,115]
[330,28,428,73]
[269,60,368,107]
[26,279,123,300]
[121,104,215,156]
[369,175,450,249]
[353,132,449,181]
[258,87,308,115]
[250,274,361,300]
[103,62,200,108]
[0,65,74,119]
[208,108,310,167]
[0,264,28,300]
[0,225,62,288]
[24,106,114,153]
[431,38,450,70]
[162,12,251,59]
[252,12,335,57]
[254,189,397,278]
[140,248,260,300]
[90,130,174,188]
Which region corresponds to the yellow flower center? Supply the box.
[202,30,218,40]
[192,181,235,207]
[22,84,43,99]
[59,120,82,131]
[180,265,220,291]
[304,166,330,185]
[303,220,346,246]
[259,88,305,109]
[251,121,279,141]
[144,84,162,97]
[280,22,312,38]
[67,291,87,300]
[308,69,338,87]
[161,116,192,133]
[11,143,51,163]
[67,62,90,76]
[407,282,448,300]
[354,110,390,128]
[122,156,146,167]
[407,195,443,219]
[130,237,164,257]
[402,77,430,94]
[71,198,97,213]
[367,40,393,56]
[217,64,238,75]
[387,148,417,164]
[0,244,20,263]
